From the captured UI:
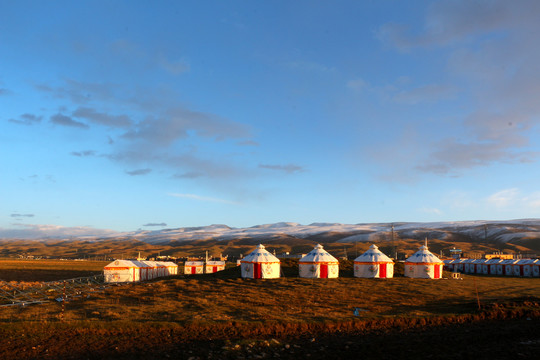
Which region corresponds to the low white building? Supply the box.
[205,260,226,273]
[184,261,204,275]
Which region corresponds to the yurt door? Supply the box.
[254,263,262,279]
[191,266,196,275]
[434,264,440,278]
[212,266,217,273]
[379,264,387,278]
[320,264,328,278]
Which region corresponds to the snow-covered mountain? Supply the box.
[118,219,540,245]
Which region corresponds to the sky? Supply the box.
[2,0,540,238]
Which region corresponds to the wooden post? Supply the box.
[61,281,66,322]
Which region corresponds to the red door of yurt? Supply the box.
[212,266,217,273]
[254,263,262,279]
[191,266,196,274]
[320,264,328,278]
[380,263,387,278]
[434,264,440,279]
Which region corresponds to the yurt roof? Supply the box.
[241,244,280,263]
[517,259,536,265]
[405,245,443,264]
[299,244,338,264]
[354,244,393,264]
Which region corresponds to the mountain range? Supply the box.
[116,219,540,248]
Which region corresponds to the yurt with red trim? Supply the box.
[240,244,281,279]
[205,261,226,273]
[184,261,204,275]
[354,244,394,278]
[104,260,143,283]
[404,245,444,279]
[299,244,339,279]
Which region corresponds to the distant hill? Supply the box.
[120,219,540,247]
[1,219,538,259]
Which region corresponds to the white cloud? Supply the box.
[418,207,442,215]
[168,193,239,205]
[487,188,519,209]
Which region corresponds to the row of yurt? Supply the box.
[184,261,226,274]
[104,260,178,283]
[449,258,539,277]
[240,244,443,280]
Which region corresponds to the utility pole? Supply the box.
[391,223,397,260]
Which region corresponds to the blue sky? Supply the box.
[2,0,540,238]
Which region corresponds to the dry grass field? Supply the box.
[0,259,539,359]
[0,259,108,282]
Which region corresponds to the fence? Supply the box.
[0,275,108,307]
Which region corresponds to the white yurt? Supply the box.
[299,244,339,279]
[206,260,226,274]
[104,260,144,283]
[184,261,204,275]
[354,244,394,278]
[404,245,444,279]
[240,244,280,279]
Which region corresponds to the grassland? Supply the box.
[0,259,539,359]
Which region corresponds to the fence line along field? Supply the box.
[0,258,539,359]
[0,259,108,282]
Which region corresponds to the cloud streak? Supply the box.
[125,168,152,176]
[143,223,167,227]
[259,164,305,174]
[8,113,42,126]
[50,113,89,129]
